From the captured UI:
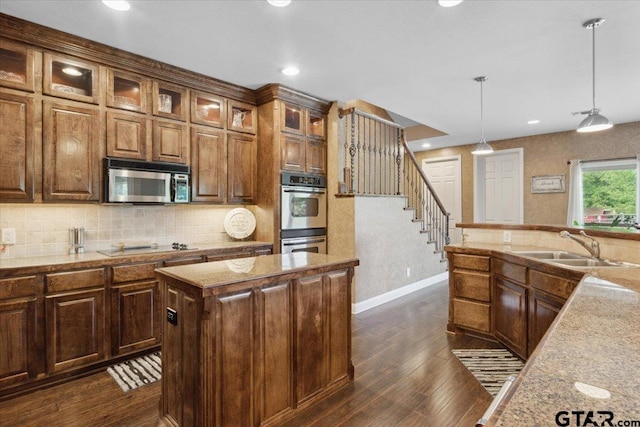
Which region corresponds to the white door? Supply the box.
[474,148,523,224]
[422,156,461,241]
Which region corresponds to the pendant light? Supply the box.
[471,76,493,155]
[574,18,613,133]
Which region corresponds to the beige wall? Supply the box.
[415,121,640,225]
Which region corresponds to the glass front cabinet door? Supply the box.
[107,70,148,113]
[0,39,35,92]
[43,53,100,104]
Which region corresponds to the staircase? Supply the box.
[338,107,450,261]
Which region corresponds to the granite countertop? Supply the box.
[155,252,359,294]
[445,242,640,425]
[0,241,272,275]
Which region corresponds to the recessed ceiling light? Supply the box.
[102,1,130,11]
[527,119,540,124]
[281,66,300,76]
[422,142,431,148]
[267,0,292,7]
[438,0,463,7]
[62,67,82,76]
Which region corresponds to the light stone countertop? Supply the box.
[155,252,359,295]
[444,242,640,425]
[0,241,272,275]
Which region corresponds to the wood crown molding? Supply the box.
[0,13,256,104]
[255,83,333,113]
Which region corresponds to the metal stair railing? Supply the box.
[338,107,450,258]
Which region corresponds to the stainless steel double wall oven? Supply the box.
[280,172,327,254]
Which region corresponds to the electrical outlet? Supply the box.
[167,308,178,325]
[1,228,16,245]
[406,267,411,277]
[503,230,512,243]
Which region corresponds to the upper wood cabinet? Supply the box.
[0,91,35,201]
[190,127,226,203]
[280,102,327,175]
[152,81,187,121]
[228,99,257,134]
[106,110,148,160]
[227,132,257,204]
[43,100,101,201]
[152,119,188,164]
[43,53,100,104]
[107,69,148,113]
[190,90,225,128]
[0,39,35,92]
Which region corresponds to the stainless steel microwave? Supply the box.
[103,158,190,204]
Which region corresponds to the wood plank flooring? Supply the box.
[0,280,501,426]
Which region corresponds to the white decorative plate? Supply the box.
[224,208,256,239]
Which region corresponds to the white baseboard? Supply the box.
[352,272,448,314]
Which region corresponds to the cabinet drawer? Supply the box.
[452,298,490,333]
[46,269,105,293]
[452,271,490,302]
[112,262,157,284]
[206,251,253,263]
[493,258,526,284]
[163,257,203,267]
[529,269,576,300]
[0,276,37,299]
[452,254,490,272]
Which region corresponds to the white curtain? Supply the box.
[566,159,583,226]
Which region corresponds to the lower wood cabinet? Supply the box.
[528,289,564,357]
[493,276,528,359]
[111,262,161,356]
[45,268,106,373]
[0,276,40,389]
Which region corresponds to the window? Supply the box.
[581,158,638,228]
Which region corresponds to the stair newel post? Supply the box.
[349,111,356,193]
[396,128,402,195]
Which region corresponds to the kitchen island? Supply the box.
[155,252,359,427]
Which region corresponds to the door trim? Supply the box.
[422,154,462,225]
[473,147,524,224]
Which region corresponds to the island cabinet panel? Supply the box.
[45,269,106,373]
[260,282,292,421]
[216,291,255,426]
[0,275,40,390]
[110,262,161,356]
[43,100,100,201]
[296,274,325,404]
[163,284,200,427]
[492,276,527,359]
[0,91,34,201]
[326,269,351,385]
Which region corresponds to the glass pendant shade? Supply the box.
[471,139,494,155]
[577,110,613,133]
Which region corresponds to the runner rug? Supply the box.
[452,348,524,396]
[107,351,162,392]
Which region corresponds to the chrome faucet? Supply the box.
[559,230,601,259]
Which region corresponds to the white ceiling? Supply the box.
[2,0,639,152]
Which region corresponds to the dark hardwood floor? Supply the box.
[0,280,501,426]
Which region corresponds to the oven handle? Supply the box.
[283,187,326,194]
[282,238,326,246]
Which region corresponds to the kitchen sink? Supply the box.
[509,251,586,260]
[548,258,640,268]
[510,250,640,268]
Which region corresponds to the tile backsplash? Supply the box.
[0,204,252,258]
